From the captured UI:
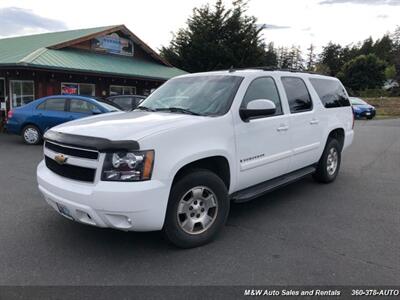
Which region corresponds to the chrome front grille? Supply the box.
[44,141,100,182]
[45,141,99,160]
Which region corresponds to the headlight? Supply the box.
[101,150,154,181]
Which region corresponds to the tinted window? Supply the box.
[241,77,282,115]
[282,77,312,113]
[310,78,350,108]
[69,99,97,113]
[112,97,133,110]
[37,98,66,111]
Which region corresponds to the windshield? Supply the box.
[350,97,367,105]
[137,75,243,116]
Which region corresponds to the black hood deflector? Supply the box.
[44,130,140,152]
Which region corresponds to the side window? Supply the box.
[37,98,66,111]
[281,77,312,113]
[69,99,97,114]
[112,97,132,110]
[309,78,350,108]
[241,77,282,116]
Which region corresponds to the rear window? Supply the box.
[309,78,350,108]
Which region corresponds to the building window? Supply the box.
[0,78,5,111]
[61,82,95,96]
[10,80,35,108]
[0,78,5,99]
[110,85,136,96]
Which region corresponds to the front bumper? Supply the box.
[354,109,376,118]
[37,160,170,231]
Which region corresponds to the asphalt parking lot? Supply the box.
[0,119,399,286]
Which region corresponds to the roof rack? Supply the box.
[227,66,318,75]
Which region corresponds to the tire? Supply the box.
[163,169,229,248]
[313,138,341,183]
[22,125,42,145]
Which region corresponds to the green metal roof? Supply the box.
[0,26,186,80]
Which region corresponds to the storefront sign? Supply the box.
[61,83,78,95]
[92,33,134,56]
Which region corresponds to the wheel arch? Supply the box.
[171,155,232,191]
[326,128,345,151]
[21,122,42,135]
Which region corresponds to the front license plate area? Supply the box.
[56,203,73,220]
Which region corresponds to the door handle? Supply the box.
[310,119,319,125]
[277,125,289,132]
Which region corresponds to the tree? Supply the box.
[160,0,268,72]
[385,65,396,80]
[359,37,374,55]
[264,42,278,67]
[392,26,400,80]
[306,44,316,71]
[339,54,386,91]
[314,63,331,75]
[373,35,394,63]
[319,42,344,76]
[277,47,290,68]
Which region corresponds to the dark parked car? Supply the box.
[6,95,120,145]
[350,97,376,120]
[107,95,145,111]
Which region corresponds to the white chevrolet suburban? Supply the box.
[37,69,354,248]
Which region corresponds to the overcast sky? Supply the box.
[0,0,399,53]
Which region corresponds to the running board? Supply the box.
[230,166,316,203]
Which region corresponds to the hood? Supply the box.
[50,111,207,141]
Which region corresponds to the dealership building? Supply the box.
[0,25,185,126]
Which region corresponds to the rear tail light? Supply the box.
[7,110,13,120]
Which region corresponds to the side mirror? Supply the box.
[239,99,276,121]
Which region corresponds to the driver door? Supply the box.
[234,77,291,191]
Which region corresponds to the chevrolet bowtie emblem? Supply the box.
[54,154,68,165]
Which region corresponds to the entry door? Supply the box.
[234,77,292,191]
[281,77,322,172]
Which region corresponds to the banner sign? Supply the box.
[61,83,78,95]
[92,33,134,56]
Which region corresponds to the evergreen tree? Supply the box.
[339,54,386,91]
[306,44,316,71]
[264,42,278,67]
[160,0,268,72]
[320,42,344,76]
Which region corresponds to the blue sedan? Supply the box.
[6,95,120,144]
[350,97,376,120]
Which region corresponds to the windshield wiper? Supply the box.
[154,107,203,116]
[135,106,156,112]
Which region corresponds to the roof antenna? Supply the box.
[229,66,235,73]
